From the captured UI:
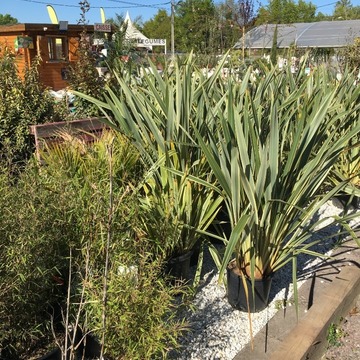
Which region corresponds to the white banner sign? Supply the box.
[94,23,111,32]
[136,38,166,46]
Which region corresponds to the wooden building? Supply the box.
[0,23,113,90]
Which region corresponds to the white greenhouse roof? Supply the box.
[234,20,360,49]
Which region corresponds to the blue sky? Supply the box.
[0,0,351,25]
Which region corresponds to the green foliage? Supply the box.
[270,24,278,65]
[339,38,360,69]
[189,59,360,287]
[326,68,360,196]
[334,0,360,20]
[66,30,105,118]
[256,0,317,25]
[0,48,68,166]
[327,322,346,347]
[105,14,137,70]
[142,9,171,53]
[73,54,226,258]
[0,129,189,358]
[38,130,189,358]
[175,0,217,53]
[0,13,18,25]
[83,253,188,359]
[0,163,74,359]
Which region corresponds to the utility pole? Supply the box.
[171,0,175,59]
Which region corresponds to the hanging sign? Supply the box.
[94,23,111,32]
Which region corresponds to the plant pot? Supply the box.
[37,330,101,360]
[226,261,272,312]
[190,239,202,267]
[337,193,360,209]
[37,348,61,360]
[208,207,231,243]
[166,250,193,282]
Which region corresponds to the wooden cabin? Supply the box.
[0,23,113,90]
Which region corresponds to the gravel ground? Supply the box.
[168,198,360,360]
[322,295,360,360]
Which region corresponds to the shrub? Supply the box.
[0,163,74,359]
[66,29,106,118]
[83,252,189,360]
[0,47,69,167]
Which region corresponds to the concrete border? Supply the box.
[233,239,360,360]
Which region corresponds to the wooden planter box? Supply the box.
[29,117,110,162]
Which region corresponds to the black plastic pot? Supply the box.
[37,348,61,360]
[37,331,101,360]
[338,193,360,209]
[226,262,272,312]
[208,207,231,242]
[166,250,193,282]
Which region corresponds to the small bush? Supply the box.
[0,47,69,167]
[66,29,105,118]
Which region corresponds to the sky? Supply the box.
[0,0,355,25]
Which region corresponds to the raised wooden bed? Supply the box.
[29,117,110,161]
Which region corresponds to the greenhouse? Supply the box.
[234,19,360,49]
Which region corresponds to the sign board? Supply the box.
[136,38,166,46]
[94,23,111,32]
[15,36,34,49]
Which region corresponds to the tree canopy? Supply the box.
[334,0,360,20]
[137,0,360,54]
[0,14,18,25]
[142,10,171,53]
[256,0,317,24]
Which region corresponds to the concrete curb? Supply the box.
[233,239,360,360]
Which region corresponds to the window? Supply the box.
[47,37,68,61]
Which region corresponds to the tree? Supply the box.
[231,0,256,61]
[270,24,278,65]
[142,10,171,53]
[333,0,360,20]
[175,0,217,53]
[105,14,132,66]
[339,37,360,69]
[0,14,18,25]
[256,0,317,25]
[297,0,316,22]
[215,0,241,53]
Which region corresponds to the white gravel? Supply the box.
[169,198,360,360]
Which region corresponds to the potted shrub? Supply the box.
[139,154,222,281]
[326,67,360,209]
[193,62,360,312]
[329,141,360,208]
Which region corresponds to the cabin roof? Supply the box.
[0,23,113,35]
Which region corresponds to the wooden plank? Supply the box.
[29,117,111,161]
[269,265,360,360]
[29,118,109,138]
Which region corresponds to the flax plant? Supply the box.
[74,54,227,259]
[193,63,360,286]
[326,67,360,199]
